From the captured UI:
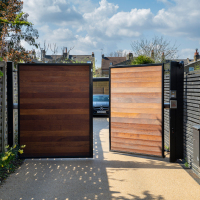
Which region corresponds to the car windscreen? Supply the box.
[93,96,109,102]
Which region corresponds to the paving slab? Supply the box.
[0,117,199,200]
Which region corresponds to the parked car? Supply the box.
[93,94,109,116]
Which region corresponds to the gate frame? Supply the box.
[109,63,165,158]
[18,63,93,158]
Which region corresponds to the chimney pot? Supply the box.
[194,49,199,61]
[151,50,154,60]
[102,54,104,58]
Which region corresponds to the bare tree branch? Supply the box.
[131,36,179,62]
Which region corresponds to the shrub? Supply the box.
[131,55,155,65]
[0,145,26,184]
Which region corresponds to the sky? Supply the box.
[22,0,200,68]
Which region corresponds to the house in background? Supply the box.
[184,49,200,72]
[40,48,95,65]
[101,54,133,76]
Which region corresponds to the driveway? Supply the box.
[0,117,199,200]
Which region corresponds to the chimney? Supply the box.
[102,54,104,58]
[127,53,133,60]
[92,52,94,57]
[63,47,68,58]
[194,48,199,61]
[32,49,36,59]
[151,50,154,60]
[161,52,165,62]
[41,49,45,61]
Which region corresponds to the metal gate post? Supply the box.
[7,62,14,147]
[170,61,184,162]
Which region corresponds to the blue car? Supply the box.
[93,94,109,116]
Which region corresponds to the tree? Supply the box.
[131,55,155,65]
[106,50,127,57]
[0,0,39,65]
[131,36,179,62]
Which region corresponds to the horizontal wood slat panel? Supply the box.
[111,147,162,157]
[20,109,89,115]
[111,142,162,152]
[111,112,161,119]
[20,92,89,98]
[111,127,162,136]
[109,137,162,147]
[20,71,89,77]
[20,86,89,93]
[111,65,162,73]
[20,103,89,109]
[111,87,161,93]
[111,117,161,125]
[111,82,161,88]
[20,65,89,72]
[20,76,89,83]
[111,107,161,114]
[111,93,161,98]
[111,77,162,83]
[20,131,90,137]
[111,132,162,141]
[111,97,161,104]
[110,65,163,157]
[19,64,91,158]
[21,152,90,158]
[111,71,161,78]
[20,98,89,104]
[20,114,89,120]
[111,103,162,109]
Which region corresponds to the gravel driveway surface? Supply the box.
[0,117,199,200]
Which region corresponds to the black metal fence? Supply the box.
[184,70,200,176]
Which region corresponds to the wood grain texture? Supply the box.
[110,66,163,157]
[19,64,91,158]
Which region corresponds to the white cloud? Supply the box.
[23,0,83,25]
[21,0,200,66]
[180,48,195,59]
[153,0,200,39]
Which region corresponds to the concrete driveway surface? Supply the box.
[0,117,199,200]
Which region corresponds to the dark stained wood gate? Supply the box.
[18,63,93,158]
[109,64,164,157]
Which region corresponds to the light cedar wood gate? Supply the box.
[109,64,164,157]
[18,63,93,158]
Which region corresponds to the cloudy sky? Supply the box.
[22,0,200,67]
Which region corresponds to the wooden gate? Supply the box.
[18,63,93,158]
[109,64,164,157]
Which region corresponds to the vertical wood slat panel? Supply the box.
[110,65,163,157]
[19,64,92,158]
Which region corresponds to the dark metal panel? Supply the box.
[93,77,109,82]
[109,67,111,151]
[193,126,200,167]
[162,63,165,158]
[18,64,20,147]
[170,61,184,162]
[7,62,14,147]
[89,63,93,158]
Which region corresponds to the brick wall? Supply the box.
[93,81,109,94]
